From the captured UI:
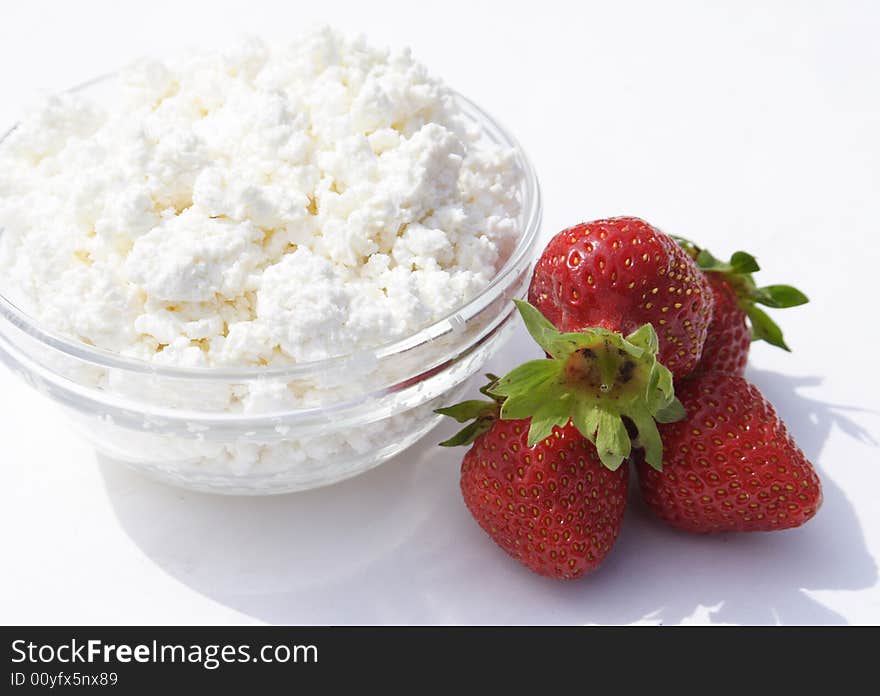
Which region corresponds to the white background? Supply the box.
[1,0,878,625]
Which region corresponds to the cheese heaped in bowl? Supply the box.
[0,29,541,493]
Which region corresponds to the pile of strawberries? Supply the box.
[438,217,821,580]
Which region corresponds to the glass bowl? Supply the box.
[0,78,542,495]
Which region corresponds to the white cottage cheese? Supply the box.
[0,29,525,488]
[0,28,521,371]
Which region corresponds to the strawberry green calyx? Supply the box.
[435,302,685,470]
[672,237,809,352]
[493,301,682,471]
[477,301,681,472]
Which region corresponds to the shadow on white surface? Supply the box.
[98,367,877,625]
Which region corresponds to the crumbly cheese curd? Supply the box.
[0,28,521,374]
[0,29,529,489]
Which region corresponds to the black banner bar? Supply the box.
[1,626,869,691]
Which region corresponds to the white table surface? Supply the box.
[2,0,878,626]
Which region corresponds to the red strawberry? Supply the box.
[528,217,714,379]
[672,238,809,375]
[700,274,751,376]
[636,371,822,533]
[438,392,628,580]
[435,297,690,580]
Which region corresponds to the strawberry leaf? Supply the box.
[434,400,498,423]
[492,359,561,398]
[730,251,761,274]
[754,284,809,309]
[595,412,631,471]
[655,362,674,402]
[438,419,494,447]
[512,299,563,357]
[627,323,659,354]
[655,397,686,424]
[572,400,602,441]
[746,304,791,351]
[435,375,502,447]
[527,397,572,447]
[695,249,730,272]
[550,329,608,360]
[478,374,502,400]
[500,380,564,420]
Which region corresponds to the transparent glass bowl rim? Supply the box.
[0,75,542,382]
